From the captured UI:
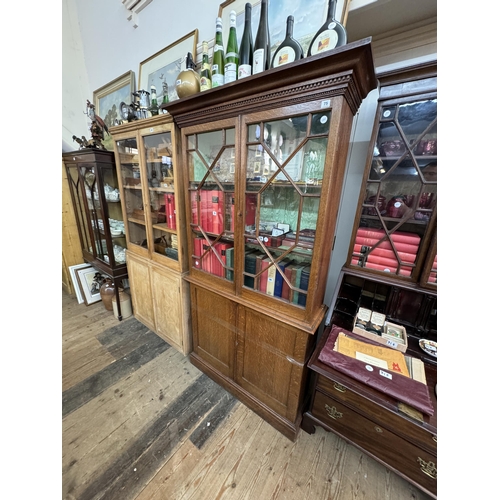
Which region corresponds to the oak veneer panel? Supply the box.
[190,285,237,379]
[127,252,155,331]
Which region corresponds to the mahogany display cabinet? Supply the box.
[164,38,378,441]
[62,148,128,319]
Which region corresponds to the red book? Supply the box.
[356,228,421,246]
[211,190,223,234]
[254,253,267,290]
[353,244,417,264]
[355,237,419,254]
[191,191,199,227]
[165,193,176,230]
[366,254,407,268]
[259,258,272,293]
[202,241,212,274]
[214,242,233,278]
[193,237,203,269]
[351,257,412,276]
[226,192,235,232]
[200,190,212,233]
[281,262,297,301]
[245,193,257,228]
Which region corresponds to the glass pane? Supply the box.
[143,131,179,261]
[352,98,437,279]
[116,137,148,249]
[243,112,325,307]
[188,127,236,282]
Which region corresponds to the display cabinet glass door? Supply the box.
[142,131,179,261]
[186,126,236,280]
[350,97,437,282]
[243,111,329,308]
[116,137,148,252]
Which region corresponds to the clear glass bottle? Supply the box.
[224,10,239,83]
[252,0,270,74]
[271,15,304,68]
[238,3,253,79]
[307,0,347,57]
[212,17,225,87]
[200,41,212,91]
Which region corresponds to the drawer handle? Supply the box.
[417,457,437,480]
[374,426,383,433]
[432,435,437,443]
[333,382,346,393]
[325,404,343,420]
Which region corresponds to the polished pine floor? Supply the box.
[62,290,433,500]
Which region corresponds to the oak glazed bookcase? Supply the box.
[165,38,377,441]
[110,115,191,355]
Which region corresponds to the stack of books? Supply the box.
[351,227,420,276]
[193,237,233,278]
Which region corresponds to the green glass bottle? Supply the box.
[252,0,270,74]
[238,3,253,79]
[224,10,239,84]
[149,85,159,116]
[212,17,225,87]
[200,41,212,91]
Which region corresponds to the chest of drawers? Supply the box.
[302,326,437,498]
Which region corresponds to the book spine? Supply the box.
[292,266,304,304]
[355,237,419,254]
[202,242,212,274]
[212,190,223,234]
[281,264,294,301]
[356,228,421,245]
[297,267,310,306]
[351,258,412,276]
[245,193,257,227]
[254,254,267,290]
[259,260,270,293]
[191,191,199,226]
[353,244,417,263]
[225,247,234,281]
[193,237,203,269]
[266,264,277,295]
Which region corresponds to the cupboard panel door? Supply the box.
[151,266,182,350]
[127,254,155,331]
[236,307,312,420]
[190,285,237,379]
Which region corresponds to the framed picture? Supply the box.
[69,263,92,304]
[229,163,236,174]
[218,0,351,57]
[139,30,198,104]
[253,161,261,173]
[75,266,102,306]
[262,164,270,175]
[93,71,135,129]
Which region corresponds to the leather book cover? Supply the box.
[244,250,258,288]
[259,258,271,293]
[266,263,277,296]
[298,265,311,306]
[274,259,292,297]
[353,244,417,263]
[354,237,419,254]
[254,253,267,290]
[225,247,234,281]
[356,228,421,246]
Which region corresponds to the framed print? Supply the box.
[69,263,92,304]
[218,0,351,57]
[93,71,135,149]
[75,266,102,306]
[139,30,198,104]
[253,161,261,173]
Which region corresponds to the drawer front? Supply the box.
[316,374,437,454]
[311,390,437,496]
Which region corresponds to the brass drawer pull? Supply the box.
[333,382,346,393]
[432,435,437,443]
[417,457,437,479]
[325,404,343,420]
[374,426,383,433]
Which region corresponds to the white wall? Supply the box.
[62,0,436,307]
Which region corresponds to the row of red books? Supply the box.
[190,190,257,234]
[351,227,421,276]
[193,237,234,278]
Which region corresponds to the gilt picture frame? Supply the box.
[93,70,135,149]
[138,29,198,104]
[218,0,351,57]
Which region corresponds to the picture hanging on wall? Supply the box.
[139,30,198,105]
[93,70,135,149]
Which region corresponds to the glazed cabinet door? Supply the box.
[126,253,155,331]
[190,284,237,378]
[348,92,437,284]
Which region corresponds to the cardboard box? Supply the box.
[352,307,408,353]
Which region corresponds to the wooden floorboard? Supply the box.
[62,290,433,500]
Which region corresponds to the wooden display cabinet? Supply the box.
[110,115,191,354]
[62,149,128,318]
[165,39,377,441]
[346,62,438,288]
